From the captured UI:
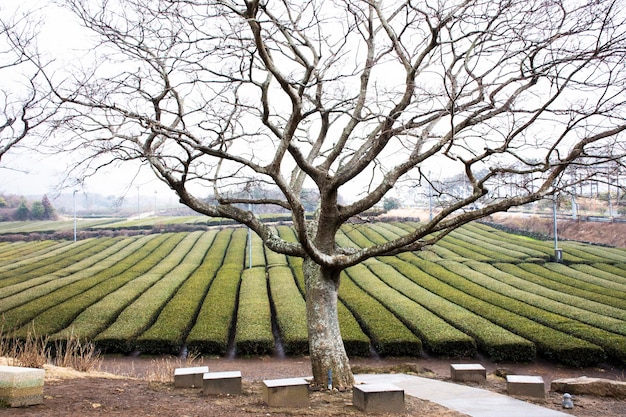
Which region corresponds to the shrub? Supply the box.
[234,267,275,355]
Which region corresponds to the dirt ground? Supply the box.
[2,355,625,417]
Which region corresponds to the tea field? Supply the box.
[1,221,625,367]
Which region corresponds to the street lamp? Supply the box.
[73,190,78,242]
[553,195,562,263]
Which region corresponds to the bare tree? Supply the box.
[0,10,52,166]
[54,0,626,388]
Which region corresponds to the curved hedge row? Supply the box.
[133,230,228,355]
[98,231,210,353]
[370,259,535,362]
[2,234,169,328]
[347,263,476,357]
[397,253,605,367]
[267,265,309,355]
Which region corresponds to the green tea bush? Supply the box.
[234,267,275,355]
[372,259,535,362]
[340,270,422,357]
[398,255,606,366]
[133,230,228,354]
[267,266,309,355]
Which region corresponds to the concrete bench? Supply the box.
[506,375,545,398]
[450,363,487,383]
[174,366,209,388]
[0,365,45,407]
[202,371,242,395]
[262,377,309,408]
[353,383,405,414]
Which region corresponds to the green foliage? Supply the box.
[371,259,535,362]
[234,267,275,355]
[133,230,227,354]
[267,265,309,355]
[340,270,422,356]
[347,263,476,357]
[399,254,606,367]
[186,228,247,355]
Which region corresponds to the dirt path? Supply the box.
[2,355,625,417]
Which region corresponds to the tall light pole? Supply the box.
[73,190,78,242]
[553,195,562,263]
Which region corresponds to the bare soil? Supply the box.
[2,355,625,417]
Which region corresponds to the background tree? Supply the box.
[0,8,53,166]
[53,0,626,388]
[14,200,29,221]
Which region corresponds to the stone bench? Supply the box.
[450,363,487,383]
[262,377,310,408]
[0,365,45,407]
[174,366,209,388]
[506,375,545,398]
[202,371,242,395]
[353,383,405,414]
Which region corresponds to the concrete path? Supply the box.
[355,373,571,417]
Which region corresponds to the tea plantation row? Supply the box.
[1,221,626,367]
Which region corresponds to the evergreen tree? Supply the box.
[14,201,29,221]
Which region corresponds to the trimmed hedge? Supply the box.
[509,263,626,310]
[267,265,309,355]
[472,262,626,323]
[185,228,247,355]
[347,263,476,357]
[372,259,535,362]
[2,234,167,328]
[132,230,229,354]
[0,237,133,302]
[397,253,605,367]
[519,263,626,308]
[234,267,275,355]
[438,260,626,363]
[0,238,115,290]
[76,232,199,351]
[340,270,422,356]
[28,233,192,340]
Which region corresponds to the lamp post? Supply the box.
[73,190,78,242]
[553,195,562,262]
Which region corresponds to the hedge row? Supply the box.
[447,229,536,262]
[25,233,192,341]
[133,230,228,354]
[592,263,626,282]
[0,238,134,302]
[347,263,476,357]
[234,267,275,355]
[509,263,626,311]
[267,265,309,355]
[439,261,626,363]
[0,238,113,289]
[472,262,626,323]
[185,228,248,355]
[519,263,626,308]
[0,241,59,266]
[339,269,422,356]
[460,224,549,260]
[1,234,166,326]
[571,264,626,287]
[371,259,535,362]
[428,261,626,363]
[397,253,605,367]
[93,231,207,352]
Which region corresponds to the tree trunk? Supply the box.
[303,257,354,390]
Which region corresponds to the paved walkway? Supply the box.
[355,373,571,417]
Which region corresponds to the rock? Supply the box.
[551,376,626,399]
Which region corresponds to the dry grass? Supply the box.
[144,353,201,383]
[0,321,101,372]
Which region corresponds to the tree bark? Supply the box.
[303,257,354,390]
